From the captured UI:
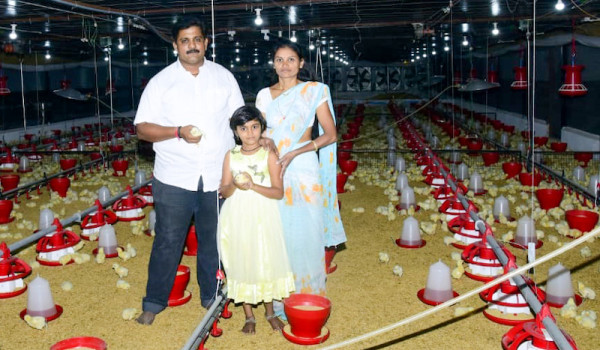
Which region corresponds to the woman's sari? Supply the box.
[264,81,346,296]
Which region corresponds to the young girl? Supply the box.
[218,106,295,334]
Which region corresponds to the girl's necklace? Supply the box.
[241,144,261,153]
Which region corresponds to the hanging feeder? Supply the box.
[501,304,578,350]
[36,219,81,266]
[480,260,545,326]
[80,200,118,240]
[0,242,32,298]
[112,185,146,221]
[488,70,499,84]
[447,214,481,249]
[559,35,587,97]
[461,228,514,282]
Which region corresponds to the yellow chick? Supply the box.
[95,247,106,264]
[548,235,559,244]
[352,207,365,213]
[73,240,85,251]
[576,310,597,329]
[58,254,72,266]
[116,279,131,290]
[61,281,73,291]
[451,261,465,279]
[454,306,474,317]
[560,298,577,318]
[501,231,514,243]
[420,221,437,235]
[117,247,131,261]
[122,308,138,321]
[451,252,462,261]
[536,230,545,239]
[24,315,46,330]
[126,243,137,258]
[443,236,457,246]
[29,260,41,270]
[392,265,403,277]
[112,263,129,278]
[88,233,99,241]
[580,246,592,258]
[378,252,390,263]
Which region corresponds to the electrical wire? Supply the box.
[569,0,600,19]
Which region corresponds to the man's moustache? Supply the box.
[186,49,200,54]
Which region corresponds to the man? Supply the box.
[134,17,244,325]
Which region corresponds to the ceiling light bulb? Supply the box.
[230,64,234,68]
[462,23,469,33]
[235,56,240,62]
[289,6,297,25]
[235,48,239,53]
[44,40,51,47]
[264,33,269,41]
[444,35,449,41]
[321,49,326,55]
[432,50,437,55]
[268,59,273,65]
[143,59,148,65]
[329,53,334,58]
[309,43,315,50]
[492,23,499,36]
[444,45,450,52]
[45,51,51,60]
[9,24,17,40]
[104,56,109,62]
[462,36,469,46]
[422,53,427,58]
[416,56,420,60]
[254,58,258,64]
[290,30,297,43]
[118,38,125,50]
[254,9,263,26]
[555,0,565,10]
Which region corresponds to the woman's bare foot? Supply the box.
[265,314,285,331]
[242,317,256,334]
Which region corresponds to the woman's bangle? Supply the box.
[175,126,181,140]
[311,140,319,152]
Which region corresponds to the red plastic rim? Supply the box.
[50,336,107,350]
[36,256,74,266]
[326,262,337,274]
[92,247,122,258]
[20,304,63,322]
[546,293,583,308]
[395,238,426,249]
[0,283,27,299]
[282,324,330,345]
[483,309,533,326]
[168,289,192,307]
[417,288,459,306]
[0,216,15,224]
[509,239,543,250]
[464,269,497,283]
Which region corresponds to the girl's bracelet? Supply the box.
[311,140,319,152]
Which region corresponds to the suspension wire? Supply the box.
[128,22,135,111]
[19,59,27,132]
[450,1,455,143]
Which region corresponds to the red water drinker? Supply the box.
[36,219,81,266]
[112,186,146,221]
[0,242,32,298]
[282,293,332,345]
[183,225,198,256]
[168,265,192,307]
[0,199,15,224]
[111,159,128,177]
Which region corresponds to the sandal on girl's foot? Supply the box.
[265,313,285,331]
[242,317,256,334]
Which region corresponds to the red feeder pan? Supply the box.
[1,174,20,193]
[535,189,564,210]
[339,141,353,150]
[51,336,107,350]
[503,125,515,133]
[501,304,578,350]
[439,197,471,222]
[341,133,353,141]
[574,152,593,167]
[502,162,522,179]
[519,172,542,187]
[183,225,197,256]
[0,200,15,224]
[36,219,80,266]
[112,186,146,221]
[80,200,118,240]
[59,158,77,172]
[336,173,348,194]
[89,153,103,161]
[109,145,124,153]
[20,305,63,323]
[168,265,192,307]
[283,293,331,345]
[138,185,153,205]
[481,275,544,326]
[533,136,548,147]
[337,151,351,162]
[111,159,129,177]
[482,152,500,166]
[565,210,599,233]
[49,177,71,198]
[461,242,510,282]
[0,242,32,298]
[338,160,358,175]
[559,64,587,97]
[511,66,527,90]
[447,215,481,249]
[550,142,567,152]
[395,238,426,249]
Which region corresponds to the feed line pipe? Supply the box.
[181,288,227,350]
[408,122,573,350]
[0,150,134,200]
[0,178,151,259]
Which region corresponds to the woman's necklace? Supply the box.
[241,144,261,153]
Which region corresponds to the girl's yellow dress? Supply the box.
[218,146,295,304]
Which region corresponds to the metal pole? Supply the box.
[20,59,27,132]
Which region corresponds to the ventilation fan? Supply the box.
[389,68,402,91]
[374,67,388,91]
[346,67,371,91]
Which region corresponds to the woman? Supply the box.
[255,41,346,300]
